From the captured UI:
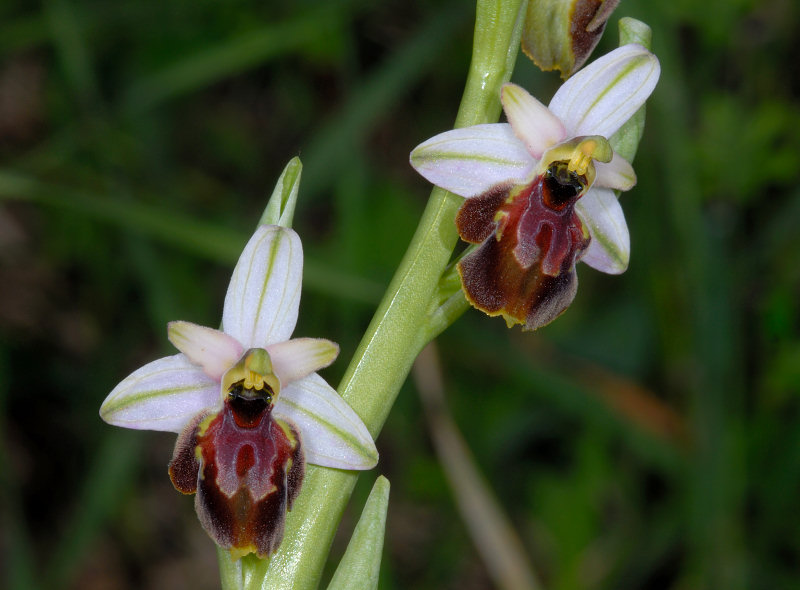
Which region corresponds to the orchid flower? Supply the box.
[100,224,377,559]
[411,43,660,330]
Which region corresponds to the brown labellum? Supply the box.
[168,383,304,558]
[456,163,591,331]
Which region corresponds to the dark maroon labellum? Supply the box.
[168,380,304,558]
[456,161,591,331]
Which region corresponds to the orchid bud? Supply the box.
[521,0,620,78]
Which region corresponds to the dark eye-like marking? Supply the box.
[542,162,587,211]
[227,380,273,428]
[228,380,273,404]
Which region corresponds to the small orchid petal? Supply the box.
[222,225,302,349]
[167,321,243,380]
[501,83,567,158]
[594,151,637,191]
[576,187,630,274]
[267,338,339,386]
[100,354,219,433]
[410,123,534,198]
[275,373,378,470]
[548,43,660,138]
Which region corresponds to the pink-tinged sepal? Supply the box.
[167,322,243,381]
[456,161,591,331]
[100,354,218,434]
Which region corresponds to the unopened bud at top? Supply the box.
[521,0,620,79]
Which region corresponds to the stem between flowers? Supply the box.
[249,1,528,588]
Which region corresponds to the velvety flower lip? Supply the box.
[410,43,660,275]
[99,224,378,470]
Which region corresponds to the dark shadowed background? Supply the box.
[1,0,799,588]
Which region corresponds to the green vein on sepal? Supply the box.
[100,385,201,418]
[279,396,378,466]
[410,150,525,168]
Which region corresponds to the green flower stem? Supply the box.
[342,0,526,428]
[247,1,528,588]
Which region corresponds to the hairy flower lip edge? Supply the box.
[454,163,591,331]
[167,382,306,559]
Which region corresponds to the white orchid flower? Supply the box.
[100,224,377,558]
[410,44,659,330]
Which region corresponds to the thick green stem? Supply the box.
[236,2,528,588]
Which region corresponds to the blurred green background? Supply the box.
[1,0,799,588]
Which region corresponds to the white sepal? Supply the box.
[410,123,534,198]
[100,354,218,433]
[576,187,630,274]
[275,373,378,470]
[548,43,660,139]
[222,225,303,349]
